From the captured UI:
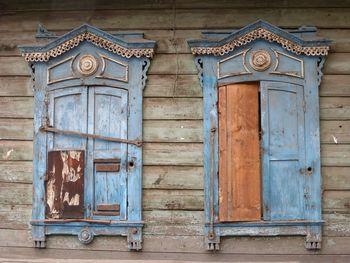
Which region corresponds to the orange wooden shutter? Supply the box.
[218,83,261,222]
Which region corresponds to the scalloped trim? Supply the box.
[191,28,329,57]
[23,32,154,62]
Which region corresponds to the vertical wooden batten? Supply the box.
[218,83,261,222]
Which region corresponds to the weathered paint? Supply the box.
[46,150,84,219]
[20,25,155,249]
[188,20,329,250]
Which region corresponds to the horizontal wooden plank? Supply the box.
[0,97,33,118]
[0,182,32,205]
[4,0,350,12]
[321,144,350,166]
[320,121,350,144]
[0,141,33,161]
[324,53,350,75]
[323,190,350,213]
[3,9,350,32]
[145,189,204,211]
[320,97,350,120]
[0,118,33,140]
[0,204,31,230]
[0,77,32,96]
[144,210,203,236]
[320,75,350,97]
[143,98,202,120]
[143,166,203,189]
[143,120,202,142]
[2,228,350,254]
[0,161,32,183]
[322,167,350,190]
[143,143,203,166]
[324,213,350,237]
[149,54,197,75]
[144,75,202,98]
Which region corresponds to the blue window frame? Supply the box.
[188,20,330,250]
[20,24,155,250]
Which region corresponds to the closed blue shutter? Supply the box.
[260,81,306,220]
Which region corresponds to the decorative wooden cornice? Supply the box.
[188,20,331,57]
[20,24,156,62]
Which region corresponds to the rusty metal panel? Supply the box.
[96,204,120,211]
[45,150,84,219]
[95,163,120,172]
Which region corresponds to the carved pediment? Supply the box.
[19,24,156,62]
[188,20,331,57]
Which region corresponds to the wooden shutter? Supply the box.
[260,81,305,220]
[45,150,85,219]
[218,83,261,222]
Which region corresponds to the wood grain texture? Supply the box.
[143,120,202,142]
[2,9,350,32]
[320,120,350,144]
[322,167,350,190]
[143,166,203,190]
[0,161,32,183]
[218,84,261,222]
[2,228,350,254]
[320,97,350,120]
[3,0,350,11]
[323,190,350,213]
[0,118,33,140]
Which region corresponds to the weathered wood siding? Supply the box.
[0,0,350,259]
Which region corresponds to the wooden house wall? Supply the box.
[0,0,349,260]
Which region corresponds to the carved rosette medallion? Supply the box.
[78,55,98,76]
[249,49,272,71]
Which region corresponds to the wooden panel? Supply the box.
[0,140,33,161]
[148,54,197,75]
[143,120,203,142]
[143,143,203,166]
[219,83,261,222]
[0,97,33,118]
[0,161,32,183]
[144,75,202,98]
[320,75,350,97]
[0,77,32,96]
[321,121,350,144]
[2,9,350,32]
[0,204,31,230]
[0,118,33,140]
[143,166,203,190]
[260,81,305,220]
[0,182,32,205]
[4,0,350,11]
[2,229,350,255]
[321,144,350,166]
[320,97,350,120]
[143,189,204,210]
[144,98,202,120]
[322,167,350,190]
[323,190,350,213]
[46,150,84,219]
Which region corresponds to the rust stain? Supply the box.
[45,150,84,219]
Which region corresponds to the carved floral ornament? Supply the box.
[249,49,272,71]
[22,32,154,62]
[190,28,329,57]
